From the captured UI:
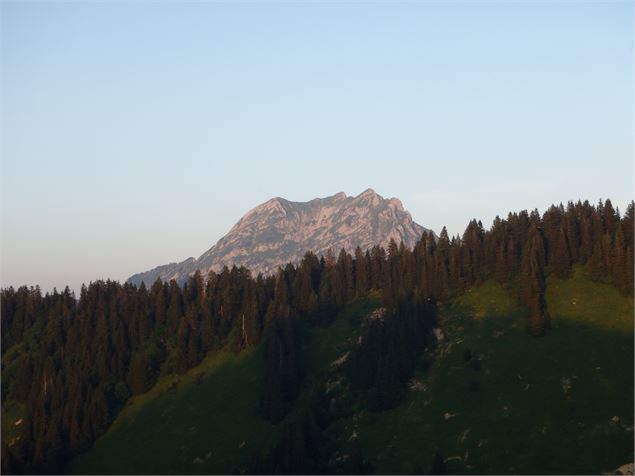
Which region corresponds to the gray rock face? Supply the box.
[127,189,432,286]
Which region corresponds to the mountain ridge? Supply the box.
[127,189,433,286]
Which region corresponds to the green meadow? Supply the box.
[67,347,277,474]
[345,268,634,474]
[67,268,633,474]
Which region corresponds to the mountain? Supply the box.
[127,189,432,286]
[4,198,633,475]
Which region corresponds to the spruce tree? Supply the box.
[519,230,548,337]
[551,227,572,279]
[590,235,609,280]
[494,243,509,284]
[354,246,369,297]
[369,245,385,290]
[611,225,627,292]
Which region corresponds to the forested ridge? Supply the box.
[1,199,633,474]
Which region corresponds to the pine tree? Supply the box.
[438,227,450,255]
[384,239,405,307]
[186,325,201,368]
[166,281,183,335]
[127,351,153,395]
[260,317,303,423]
[462,220,484,286]
[448,241,463,294]
[625,246,634,296]
[334,249,354,307]
[494,243,509,284]
[354,246,369,297]
[176,318,190,373]
[603,199,618,237]
[590,235,609,280]
[519,230,548,337]
[565,204,580,262]
[270,270,291,321]
[241,280,262,348]
[623,202,634,250]
[611,225,627,292]
[551,227,572,279]
[579,218,594,263]
[369,245,385,290]
[323,248,336,269]
[316,268,336,323]
[434,253,450,299]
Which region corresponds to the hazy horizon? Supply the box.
[2,1,633,293]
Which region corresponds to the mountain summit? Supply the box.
[127,189,432,285]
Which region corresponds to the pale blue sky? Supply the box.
[2,1,633,293]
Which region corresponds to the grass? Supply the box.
[67,347,277,474]
[66,296,382,475]
[344,268,634,474]
[305,295,382,374]
[66,272,633,474]
[1,400,27,446]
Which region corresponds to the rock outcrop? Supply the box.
[127,189,432,286]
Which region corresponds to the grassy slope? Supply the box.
[66,271,633,474]
[1,400,26,447]
[347,267,634,474]
[66,297,381,474]
[67,347,277,474]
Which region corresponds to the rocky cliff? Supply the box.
[127,189,432,285]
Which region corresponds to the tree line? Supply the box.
[1,198,632,474]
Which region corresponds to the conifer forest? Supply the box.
[1,199,633,474]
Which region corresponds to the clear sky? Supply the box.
[2,1,633,293]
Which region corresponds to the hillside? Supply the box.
[127,189,431,286]
[67,267,634,474]
[3,198,632,475]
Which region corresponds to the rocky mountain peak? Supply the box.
[356,187,378,198]
[388,197,405,211]
[127,190,433,286]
